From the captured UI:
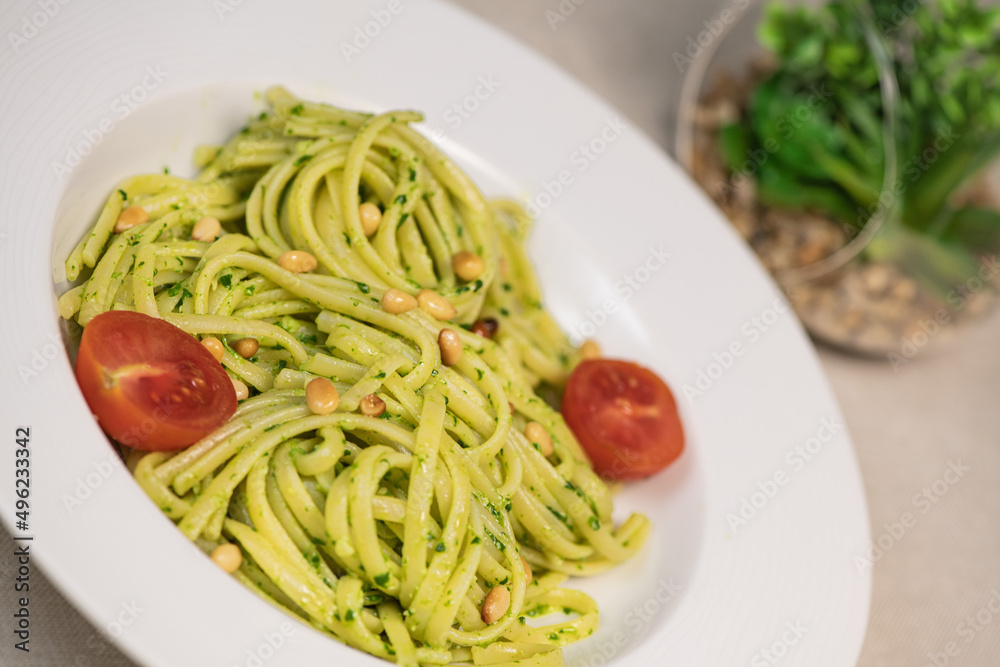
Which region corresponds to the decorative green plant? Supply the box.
[721,0,1000,286]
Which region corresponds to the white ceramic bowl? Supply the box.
[0,1,870,665]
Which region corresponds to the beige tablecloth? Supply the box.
[3,1,998,665]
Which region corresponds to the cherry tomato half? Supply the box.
[562,359,685,481]
[74,311,237,451]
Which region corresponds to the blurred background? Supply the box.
[2,1,998,665]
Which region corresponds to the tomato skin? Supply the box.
[75,311,237,451]
[561,359,684,481]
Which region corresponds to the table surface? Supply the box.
[3,1,998,665]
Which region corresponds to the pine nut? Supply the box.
[521,555,533,585]
[114,206,148,233]
[525,422,553,456]
[452,251,485,282]
[381,289,418,314]
[471,318,499,339]
[191,216,222,242]
[438,328,462,366]
[359,202,382,236]
[417,289,456,321]
[232,378,250,401]
[201,336,224,362]
[232,337,259,359]
[360,393,386,417]
[580,340,601,360]
[306,377,339,415]
[481,585,511,624]
[211,543,242,573]
[278,250,318,273]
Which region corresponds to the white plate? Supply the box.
[0,1,871,665]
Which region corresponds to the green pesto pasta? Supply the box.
[59,87,650,666]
